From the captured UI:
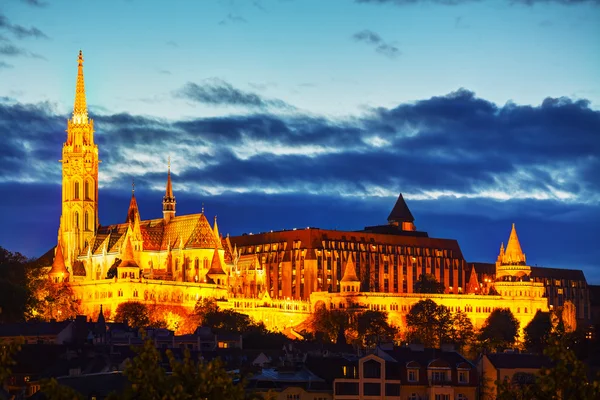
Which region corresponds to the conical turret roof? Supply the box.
[126,183,140,224]
[208,246,226,276]
[387,193,414,223]
[49,242,69,277]
[119,236,139,269]
[502,223,526,265]
[341,256,360,283]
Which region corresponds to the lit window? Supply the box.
[459,371,469,383]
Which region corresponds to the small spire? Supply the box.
[163,158,176,222]
[208,243,226,276]
[341,256,360,283]
[214,215,220,241]
[72,50,88,124]
[49,241,69,281]
[202,203,205,214]
[132,178,135,194]
[119,236,139,269]
[126,184,140,224]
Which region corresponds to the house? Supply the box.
[333,345,478,400]
[477,352,552,400]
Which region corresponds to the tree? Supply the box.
[449,310,475,353]
[356,310,397,347]
[524,311,553,354]
[478,308,519,351]
[310,307,352,344]
[115,301,150,328]
[405,299,452,347]
[414,273,445,294]
[0,246,29,322]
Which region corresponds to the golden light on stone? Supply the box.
[49,52,552,335]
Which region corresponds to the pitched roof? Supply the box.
[502,223,526,265]
[486,353,552,369]
[530,266,587,282]
[49,242,68,276]
[208,248,226,275]
[119,236,139,269]
[0,321,72,338]
[387,193,414,223]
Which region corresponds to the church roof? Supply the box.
[119,236,139,269]
[84,213,220,257]
[387,193,414,223]
[126,191,140,224]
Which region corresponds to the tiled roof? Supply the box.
[231,228,464,259]
[530,266,587,282]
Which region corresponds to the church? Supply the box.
[48,52,589,333]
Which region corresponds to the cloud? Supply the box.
[176,79,293,110]
[219,13,248,25]
[352,30,400,59]
[0,43,45,59]
[20,0,48,7]
[165,40,178,47]
[158,69,171,75]
[0,14,49,40]
[356,0,600,5]
[0,61,13,69]
[1,91,600,281]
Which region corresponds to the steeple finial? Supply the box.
[213,215,220,242]
[132,178,135,194]
[72,50,88,124]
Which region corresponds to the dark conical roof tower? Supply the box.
[387,193,414,224]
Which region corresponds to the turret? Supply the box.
[163,157,176,223]
[387,193,416,231]
[49,241,70,283]
[340,256,361,293]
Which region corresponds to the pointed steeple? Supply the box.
[49,241,69,282]
[72,50,88,124]
[387,193,415,231]
[126,180,140,224]
[502,223,526,265]
[213,215,220,241]
[163,157,176,223]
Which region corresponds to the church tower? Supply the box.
[59,51,99,267]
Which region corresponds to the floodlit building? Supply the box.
[49,52,588,333]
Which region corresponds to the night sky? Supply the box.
[1,0,599,282]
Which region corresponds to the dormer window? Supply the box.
[408,368,419,382]
[458,370,469,383]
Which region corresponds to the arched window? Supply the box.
[203,257,209,269]
[74,211,79,228]
[84,211,89,231]
[85,181,90,200]
[175,259,179,271]
[194,258,199,269]
[74,181,80,199]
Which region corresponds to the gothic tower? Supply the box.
[59,51,99,267]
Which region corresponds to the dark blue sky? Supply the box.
[0,0,599,283]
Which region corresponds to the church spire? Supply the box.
[126,180,140,224]
[49,240,69,283]
[340,256,361,293]
[501,223,526,266]
[72,50,88,124]
[163,157,176,223]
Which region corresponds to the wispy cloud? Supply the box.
[356,0,600,5]
[20,0,48,7]
[219,13,248,25]
[352,30,400,59]
[0,61,13,69]
[176,79,293,110]
[0,14,49,40]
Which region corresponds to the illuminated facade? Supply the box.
[50,52,590,335]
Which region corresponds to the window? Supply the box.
[409,394,419,400]
[457,394,467,400]
[434,395,449,400]
[74,181,80,199]
[363,359,381,378]
[363,383,380,396]
[133,289,138,297]
[431,371,447,383]
[74,211,79,228]
[408,369,419,382]
[85,181,90,200]
[458,371,469,383]
[84,211,89,231]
